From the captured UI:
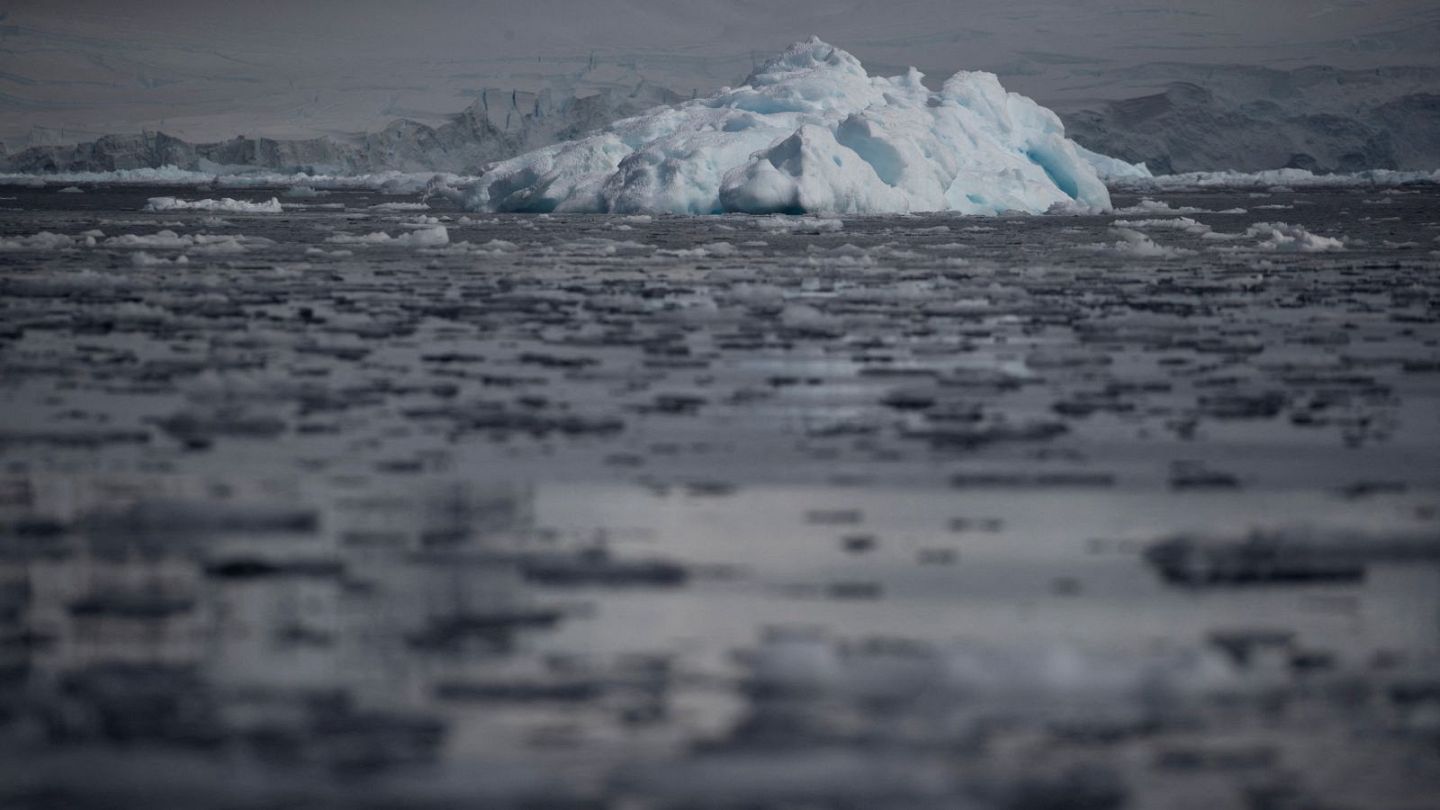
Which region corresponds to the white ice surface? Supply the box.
[457,38,1126,216]
[144,196,283,213]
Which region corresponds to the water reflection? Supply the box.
[2,473,1438,807]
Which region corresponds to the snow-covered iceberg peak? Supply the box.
[461,38,1138,215]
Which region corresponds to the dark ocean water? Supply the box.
[1,185,1439,808]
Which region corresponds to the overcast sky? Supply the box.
[4,0,1438,143]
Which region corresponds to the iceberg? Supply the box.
[458,38,1132,216]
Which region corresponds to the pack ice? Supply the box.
[459,38,1138,216]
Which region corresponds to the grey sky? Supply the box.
[4,0,1438,143]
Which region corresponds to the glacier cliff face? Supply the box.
[461,39,1136,215]
[2,86,683,177]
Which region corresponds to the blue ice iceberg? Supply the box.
[460,38,1144,215]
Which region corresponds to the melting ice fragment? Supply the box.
[459,38,1139,215]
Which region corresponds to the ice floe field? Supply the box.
[1,180,1440,809]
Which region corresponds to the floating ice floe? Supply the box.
[1113,199,1244,216]
[144,196,283,213]
[1243,221,1346,252]
[0,231,92,251]
[102,229,275,253]
[743,629,1242,704]
[1114,217,1212,234]
[325,225,449,247]
[130,251,190,267]
[754,215,844,232]
[457,38,1136,216]
[1088,227,1195,259]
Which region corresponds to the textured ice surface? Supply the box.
[458,38,1128,215]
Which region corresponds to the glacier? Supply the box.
[458,38,1137,216]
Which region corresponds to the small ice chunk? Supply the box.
[1113,199,1207,216]
[1113,216,1211,234]
[1244,222,1345,252]
[1093,227,1196,258]
[0,231,79,251]
[130,251,190,267]
[325,225,449,247]
[102,230,274,252]
[755,215,844,232]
